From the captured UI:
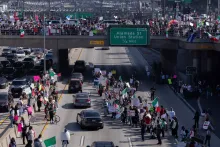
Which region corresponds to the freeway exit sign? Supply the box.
[108,25,150,46]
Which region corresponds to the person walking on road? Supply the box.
[26,126,35,147]
[34,134,43,147]
[140,119,146,141]
[204,128,211,147]
[156,120,162,145]
[9,106,15,128]
[9,137,16,147]
[193,111,200,128]
[61,129,70,147]
[150,86,156,101]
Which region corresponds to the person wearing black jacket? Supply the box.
[156,120,162,145]
[193,111,200,128]
[22,122,30,145]
[140,120,146,141]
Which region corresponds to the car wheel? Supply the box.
[100,126,104,129]
[76,117,78,123]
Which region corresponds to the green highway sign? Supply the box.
[109,25,150,46]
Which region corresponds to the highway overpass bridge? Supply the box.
[0,35,219,75]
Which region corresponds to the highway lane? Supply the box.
[42,47,176,147]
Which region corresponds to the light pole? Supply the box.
[43,13,46,75]
[218,0,220,16]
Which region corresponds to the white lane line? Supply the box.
[80,136,84,146]
[128,137,132,147]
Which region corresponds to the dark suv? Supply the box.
[74,60,86,72]
[68,78,82,93]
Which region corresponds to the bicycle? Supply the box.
[54,114,60,124]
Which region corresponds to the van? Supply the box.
[68,78,82,93]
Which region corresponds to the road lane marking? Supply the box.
[0,115,9,125]
[128,137,132,147]
[80,136,85,146]
[40,48,84,136]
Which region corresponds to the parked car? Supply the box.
[22,47,31,55]
[6,53,18,62]
[9,78,31,98]
[0,77,8,89]
[2,48,12,57]
[73,92,91,108]
[1,60,12,68]
[1,67,16,79]
[68,78,82,93]
[0,92,12,112]
[76,110,104,129]
[13,62,25,76]
[9,47,17,54]
[23,57,35,65]
[16,50,26,58]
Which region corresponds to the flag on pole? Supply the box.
[44,136,56,147]
[119,76,122,81]
[20,29,24,38]
[152,97,159,107]
[122,88,128,95]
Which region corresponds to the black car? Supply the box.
[22,76,34,84]
[6,53,18,62]
[1,67,16,79]
[0,77,8,89]
[23,57,35,65]
[1,60,12,68]
[68,78,82,93]
[0,92,11,112]
[40,59,52,70]
[74,60,86,72]
[87,141,118,147]
[22,61,34,71]
[26,65,43,76]
[76,110,104,129]
[2,48,12,57]
[13,62,25,76]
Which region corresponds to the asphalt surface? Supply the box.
[40,47,220,147]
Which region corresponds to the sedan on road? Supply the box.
[87,141,118,147]
[73,92,91,108]
[0,92,11,112]
[0,77,8,89]
[16,50,26,58]
[76,110,103,130]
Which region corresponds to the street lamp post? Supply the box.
[43,13,46,75]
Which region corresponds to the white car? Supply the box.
[16,50,26,58]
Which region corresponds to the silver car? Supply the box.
[73,92,91,108]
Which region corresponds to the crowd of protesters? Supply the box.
[93,67,212,147]
[8,68,59,147]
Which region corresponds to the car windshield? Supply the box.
[70,80,79,85]
[84,111,100,117]
[24,58,32,61]
[0,94,7,100]
[3,49,10,52]
[17,51,24,54]
[94,142,113,147]
[75,61,85,65]
[12,80,26,85]
[72,73,81,77]
[76,94,88,98]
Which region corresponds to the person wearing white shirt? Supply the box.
[168,107,175,120]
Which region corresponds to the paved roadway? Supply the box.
[40,46,212,147]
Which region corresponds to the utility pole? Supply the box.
[218,0,220,16]
[152,0,154,19]
[163,0,166,17]
[48,0,51,19]
[207,0,211,15]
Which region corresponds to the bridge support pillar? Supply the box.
[53,49,59,72]
[207,51,212,72]
[160,49,178,74]
[192,51,200,72]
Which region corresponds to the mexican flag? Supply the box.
[20,29,24,38]
[44,136,56,147]
[122,88,128,95]
[49,71,55,77]
[152,97,159,107]
[119,76,122,81]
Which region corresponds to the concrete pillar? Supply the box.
[53,49,59,72]
[207,51,212,72]
[192,51,200,72]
